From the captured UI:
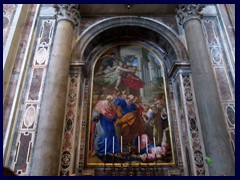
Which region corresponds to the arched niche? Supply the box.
[71,16,189,175]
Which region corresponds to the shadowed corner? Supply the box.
[3,167,17,176]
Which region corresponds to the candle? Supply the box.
[146,136,148,154]
[138,136,140,153]
[153,137,156,155]
[113,136,115,154]
[105,138,107,155]
[121,136,123,153]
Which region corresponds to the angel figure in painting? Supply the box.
[94,60,144,91]
[94,60,133,90]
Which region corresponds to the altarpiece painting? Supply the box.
[87,45,174,167]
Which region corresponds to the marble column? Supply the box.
[30,4,80,176]
[176,4,234,175]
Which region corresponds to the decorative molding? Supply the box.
[59,74,80,176]
[8,18,56,175]
[182,74,209,175]
[176,4,205,26]
[78,81,89,175]
[53,4,80,26]
[172,71,209,176]
[202,18,223,65]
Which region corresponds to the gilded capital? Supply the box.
[176,4,205,26]
[53,4,80,26]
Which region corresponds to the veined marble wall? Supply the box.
[3,4,17,48]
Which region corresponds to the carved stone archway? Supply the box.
[72,16,189,67]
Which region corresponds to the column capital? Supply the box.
[53,4,80,26]
[176,4,205,26]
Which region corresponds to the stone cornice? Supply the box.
[53,4,80,26]
[176,4,205,26]
[70,61,88,77]
[168,61,191,78]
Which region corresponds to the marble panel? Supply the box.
[214,68,232,101]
